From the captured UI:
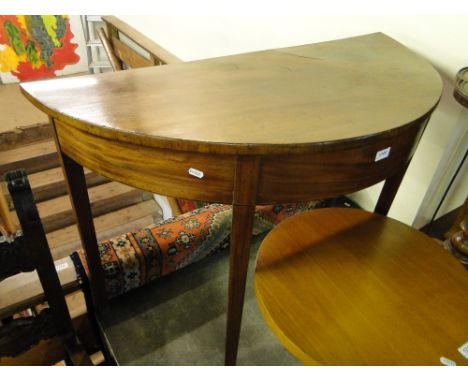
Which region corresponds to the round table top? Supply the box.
[255,208,468,365]
[21,33,442,155]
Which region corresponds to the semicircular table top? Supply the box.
[19,31,444,366]
[21,32,442,155]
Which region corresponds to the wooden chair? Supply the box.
[0,170,92,365]
[255,207,468,365]
[0,185,15,237]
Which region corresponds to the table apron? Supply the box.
[258,119,426,203]
[54,120,237,203]
[55,117,426,205]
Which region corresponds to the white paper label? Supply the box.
[188,168,204,179]
[375,147,391,162]
[55,262,69,272]
[440,356,456,366]
[458,341,468,359]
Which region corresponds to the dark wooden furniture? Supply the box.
[454,67,468,108]
[0,185,15,236]
[443,68,468,267]
[0,170,91,365]
[445,215,468,268]
[255,208,468,365]
[20,32,442,365]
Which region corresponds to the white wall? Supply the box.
[118,15,467,226]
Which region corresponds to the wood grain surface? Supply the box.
[52,107,429,204]
[255,208,468,365]
[55,119,236,203]
[20,33,441,156]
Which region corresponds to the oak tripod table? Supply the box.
[21,33,442,365]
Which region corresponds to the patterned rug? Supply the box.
[72,201,320,299]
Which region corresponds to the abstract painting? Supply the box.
[0,15,80,82]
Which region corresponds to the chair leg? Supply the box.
[71,253,116,365]
[63,352,72,366]
[63,336,93,366]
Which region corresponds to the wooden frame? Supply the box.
[102,16,182,66]
[0,187,15,235]
[0,170,91,365]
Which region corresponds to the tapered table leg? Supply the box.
[375,118,430,216]
[374,162,409,216]
[225,203,257,365]
[59,153,107,306]
[225,156,260,365]
[50,118,107,307]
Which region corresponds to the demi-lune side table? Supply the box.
[20,33,442,365]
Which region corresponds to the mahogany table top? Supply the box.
[21,33,442,155]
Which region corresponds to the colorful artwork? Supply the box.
[0,15,80,81]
